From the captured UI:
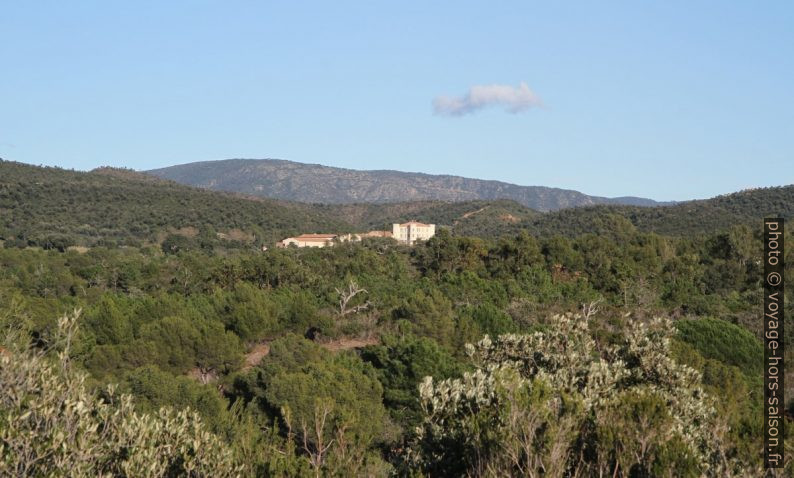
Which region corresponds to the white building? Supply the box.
[392,221,436,245]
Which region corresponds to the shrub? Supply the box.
[407,314,749,477]
[675,317,763,377]
[0,311,242,477]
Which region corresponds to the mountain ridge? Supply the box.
[145,158,674,212]
[4,160,792,249]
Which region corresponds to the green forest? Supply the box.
[3,160,794,249]
[1,161,793,476]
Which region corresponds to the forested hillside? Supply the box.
[4,160,791,251]
[2,220,793,475]
[0,160,351,249]
[2,160,794,475]
[322,199,538,236]
[325,185,794,239]
[145,158,669,211]
[523,185,794,237]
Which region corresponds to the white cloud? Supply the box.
[433,82,542,116]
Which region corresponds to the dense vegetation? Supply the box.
[524,185,794,237]
[1,312,241,476]
[2,219,792,475]
[4,160,793,252]
[321,199,539,237]
[0,160,351,249]
[2,160,793,476]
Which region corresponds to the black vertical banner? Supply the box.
[765,218,784,468]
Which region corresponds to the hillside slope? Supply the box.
[0,160,351,248]
[145,158,669,212]
[320,199,538,237]
[320,185,794,238]
[4,160,790,248]
[522,186,794,237]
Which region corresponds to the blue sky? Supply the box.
[1,1,792,201]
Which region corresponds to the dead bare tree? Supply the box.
[335,281,371,316]
[581,297,603,320]
[300,401,336,476]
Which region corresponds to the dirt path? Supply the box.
[242,342,271,371]
[241,336,379,370]
[461,205,490,220]
[320,336,379,352]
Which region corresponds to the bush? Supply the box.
[0,311,241,477]
[236,334,392,475]
[407,314,748,477]
[675,317,763,377]
[361,333,463,428]
[161,233,196,254]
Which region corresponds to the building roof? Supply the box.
[295,233,337,238]
[291,233,338,241]
[399,221,431,227]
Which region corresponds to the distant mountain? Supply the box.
[145,159,672,212]
[4,160,790,250]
